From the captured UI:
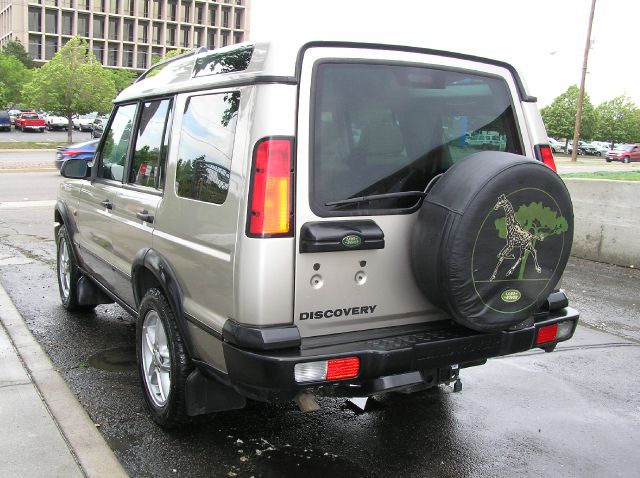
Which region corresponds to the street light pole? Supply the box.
[571,0,597,162]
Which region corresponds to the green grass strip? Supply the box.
[560,170,640,181]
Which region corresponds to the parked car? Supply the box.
[547,137,563,153]
[91,117,107,138]
[55,40,579,428]
[54,139,98,171]
[44,114,70,131]
[0,110,11,131]
[565,140,589,155]
[8,109,21,125]
[72,113,97,131]
[605,144,640,163]
[15,112,45,132]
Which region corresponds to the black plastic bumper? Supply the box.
[222,307,579,402]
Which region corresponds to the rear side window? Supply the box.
[175,91,239,204]
[312,62,523,215]
[128,98,172,189]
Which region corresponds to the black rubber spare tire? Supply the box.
[411,152,573,332]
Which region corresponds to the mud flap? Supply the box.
[185,369,246,416]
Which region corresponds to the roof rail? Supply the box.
[135,46,209,83]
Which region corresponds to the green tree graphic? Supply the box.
[495,201,568,279]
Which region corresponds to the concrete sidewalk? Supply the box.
[0,284,128,478]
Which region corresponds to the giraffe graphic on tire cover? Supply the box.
[490,194,545,281]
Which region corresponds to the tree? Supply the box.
[21,37,116,142]
[541,85,596,149]
[0,53,32,107]
[107,68,136,94]
[495,201,568,280]
[1,39,35,69]
[595,95,639,146]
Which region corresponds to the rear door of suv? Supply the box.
[294,45,532,338]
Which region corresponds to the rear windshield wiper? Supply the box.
[325,191,427,207]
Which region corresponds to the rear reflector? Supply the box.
[248,138,293,237]
[294,357,360,383]
[536,323,558,345]
[536,145,557,172]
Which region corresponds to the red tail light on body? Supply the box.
[535,145,557,172]
[248,138,293,237]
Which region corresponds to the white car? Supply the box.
[72,114,97,132]
[44,114,69,131]
[547,137,564,153]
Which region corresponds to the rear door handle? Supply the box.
[101,199,113,210]
[136,210,154,224]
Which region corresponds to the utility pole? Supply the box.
[571,0,597,162]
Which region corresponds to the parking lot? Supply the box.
[0,127,96,143]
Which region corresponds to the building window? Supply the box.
[209,4,216,25]
[151,46,162,63]
[221,31,228,47]
[44,0,57,6]
[180,26,189,47]
[138,20,148,43]
[138,0,148,17]
[222,7,229,28]
[166,25,176,45]
[236,0,242,4]
[194,27,203,47]
[167,0,177,21]
[60,0,72,8]
[108,44,118,66]
[152,0,161,18]
[180,1,190,22]
[109,0,118,14]
[45,9,57,34]
[137,48,147,69]
[108,17,118,40]
[28,34,41,59]
[123,45,133,67]
[234,9,242,29]
[152,22,161,43]
[123,18,134,41]
[61,11,73,35]
[207,29,215,49]
[45,36,58,59]
[96,0,106,12]
[233,32,242,44]
[195,2,204,23]
[28,7,41,31]
[78,13,89,36]
[93,16,104,38]
[78,0,89,10]
[93,41,105,62]
[126,0,134,15]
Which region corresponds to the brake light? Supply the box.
[535,145,557,172]
[248,138,293,237]
[294,357,360,383]
[62,150,84,157]
[536,323,558,345]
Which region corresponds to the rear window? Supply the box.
[311,62,523,215]
[0,111,9,119]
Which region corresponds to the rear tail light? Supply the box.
[294,357,360,383]
[536,323,558,345]
[247,137,293,237]
[535,145,557,172]
[61,150,84,157]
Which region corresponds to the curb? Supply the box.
[0,284,129,478]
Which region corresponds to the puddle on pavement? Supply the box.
[87,346,137,372]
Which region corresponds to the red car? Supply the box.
[605,144,640,163]
[15,112,45,132]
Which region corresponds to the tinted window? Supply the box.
[312,63,522,214]
[0,111,9,119]
[175,92,239,204]
[98,104,137,182]
[192,45,253,77]
[128,99,172,189]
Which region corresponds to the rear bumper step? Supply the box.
[222,307,579,402]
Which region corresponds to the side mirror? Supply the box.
[61,159,89,179]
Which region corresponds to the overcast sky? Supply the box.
[250,0,638,107]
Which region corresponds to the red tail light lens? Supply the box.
[536,145,557,172]
[62,150,84,157]
[326,357,360,380]
[536,323,558,345]
[248,138,293,237]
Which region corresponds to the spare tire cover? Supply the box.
[411,152,573,332]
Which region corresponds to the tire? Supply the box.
[412,152,574,332]
[137,288,192,429]
[605,158,611,163]
[56,226,96,312]
[624,156,630,164]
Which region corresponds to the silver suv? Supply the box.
[55,41,579,428]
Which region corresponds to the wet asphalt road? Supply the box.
[0,171,639,477]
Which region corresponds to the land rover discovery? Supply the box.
[55,41,579,428]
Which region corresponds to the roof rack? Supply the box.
[135,46,209,83]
